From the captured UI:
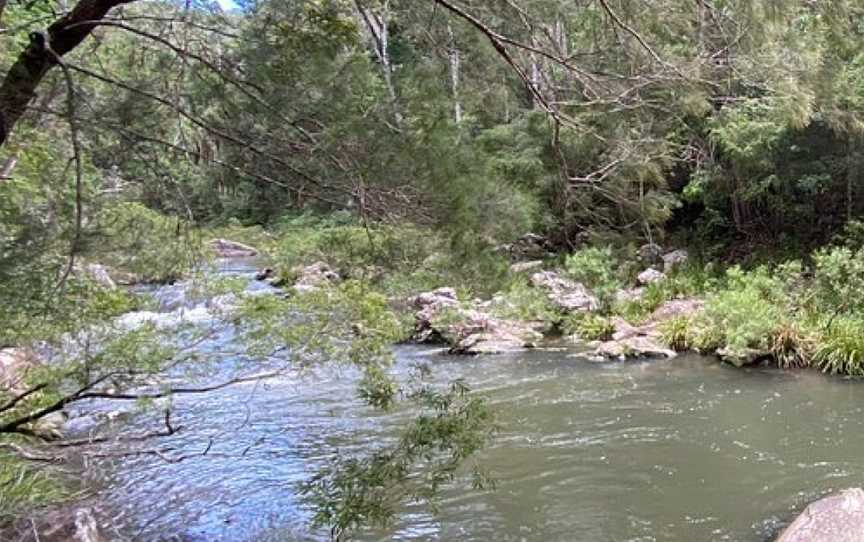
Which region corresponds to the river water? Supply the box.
[77,261,864,541]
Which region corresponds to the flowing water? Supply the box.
[75,261,864,541]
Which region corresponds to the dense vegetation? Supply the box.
[4,0,864,538]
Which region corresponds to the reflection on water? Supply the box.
[79,267,864,541]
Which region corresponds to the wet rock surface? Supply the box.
[777,488,864,542]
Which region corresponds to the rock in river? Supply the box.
[529,271,598,313]
[210,238,258,258]
[777,488,864,542]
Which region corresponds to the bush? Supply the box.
[561,313,614,341]
[493,279,557,323]
[812,246,864,314]
[812,317,864,375]
[660,316,690,351]
[93,202,203,283]
[564,247,622,311]
[700,266,789,356]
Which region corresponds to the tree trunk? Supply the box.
[0,0,136,147]
[446,23,462,124]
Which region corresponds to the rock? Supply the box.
[637,268,666,285]
[615,287,645,304]
[587,298,705,361]
[591,336,676,361]
[410,287,542,353]
[411,287,461,344]
[509,260,544,274]
[502,233,554,261]
[0,347,40,394]
[529,271,598,313]
[255,268,275,281]
[17,506,108,542]
[210,238,258,258]
[777,488,864,542]
[662,249,689,273]
[717,346,771,368]
[30,411,68,440]
[638,243,663,264]
[75,263,116,289]
[292,262,340,293]
[449,318,543,355]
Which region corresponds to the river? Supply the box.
[74,261,864,541]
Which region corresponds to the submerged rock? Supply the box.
[777,488,864,542]
[529,271,598,313]
[210,238,258,258]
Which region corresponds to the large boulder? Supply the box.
[777,488,864,542]
[529,271,598,313]
[210,238,258,258]
[292,262,340,293]
[410,287,542,354]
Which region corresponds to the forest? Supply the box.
[3,0,864,540]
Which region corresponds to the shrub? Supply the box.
[812,317,864,375]
[93,202,203,283]
[770,323,813,369]
[493,279,557,323]
[812,246,864,314]
[564,247,622,311]
[701,266,788,356]
[660,316,690,351]
[561,313,614,341]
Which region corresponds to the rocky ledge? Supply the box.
[777,488,864,542]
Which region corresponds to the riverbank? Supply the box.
[240,220,864,379]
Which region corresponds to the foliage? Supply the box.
[299,378,495,539]
[492,279,557,323]
[93,202,204,283]
[0,453,66,523]
[563,247,622,311]
[561,313,614,341]
[813,317,864,376]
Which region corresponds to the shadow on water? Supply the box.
[77,265,864,541]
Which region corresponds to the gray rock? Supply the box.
[292,262,340,293]
[529,271,598,313]
[662,249,689,273]
[637,268,666,285]
[509,260,544,274]
[638,243,663,264]
[31,411,69,440]
[777,488,864,542]
[210,238,258,258]
[0,347,40,395]
[504,233,554,261]
[78,264,116,289]
[717,346,771,368]
[615,287,645,304]
[592,336,677,361]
